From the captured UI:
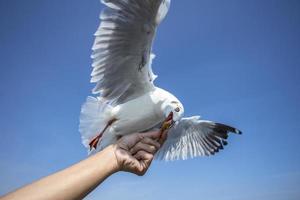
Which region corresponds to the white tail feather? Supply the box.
[79,96,113,151]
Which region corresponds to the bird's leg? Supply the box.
[89,118,117,151]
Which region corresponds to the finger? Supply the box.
[134,150,154,162]
[136,151,154,172]
[127,156,145,175]
[118,133,144,149]
[141,137,161,150]
[130,142,158,155]
[140,130,161,140]
[134,151,155,176]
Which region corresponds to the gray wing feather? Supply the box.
[91,0,171,105]
[156,116,242,161]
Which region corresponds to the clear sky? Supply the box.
[0,0,300,199]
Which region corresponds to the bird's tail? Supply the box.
[79,96,113,152]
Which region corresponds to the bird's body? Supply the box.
[79,0,241,160]
[112,87,177,134]
[112,89,163,136]
[82,87,182,150]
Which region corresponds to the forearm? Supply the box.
[1,145,119,200]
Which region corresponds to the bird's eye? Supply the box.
[175,107,180,112]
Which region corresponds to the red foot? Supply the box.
[89,134,103,151]
[88,118,117,151]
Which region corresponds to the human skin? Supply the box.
[0,127,170,200]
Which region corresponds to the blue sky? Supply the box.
[0,0,300,199]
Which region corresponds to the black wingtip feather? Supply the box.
[215,123,242,135]
[222,140,228,146]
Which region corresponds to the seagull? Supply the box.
[79,0,241,161]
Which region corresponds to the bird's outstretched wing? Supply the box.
[91,0,171,105]
[156,116,242,161]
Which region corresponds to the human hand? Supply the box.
[112,127,170,176]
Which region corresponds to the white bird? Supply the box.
[79,0,241,161]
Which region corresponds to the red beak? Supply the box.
[166,112,173,121]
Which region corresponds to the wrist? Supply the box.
[105,144,121,173]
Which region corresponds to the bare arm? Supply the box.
[1,129,169,200]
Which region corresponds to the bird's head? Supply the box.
[162,100,184,123]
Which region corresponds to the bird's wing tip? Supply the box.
[235,128,242,134]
